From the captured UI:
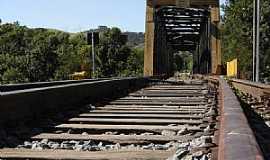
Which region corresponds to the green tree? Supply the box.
[123,48,144,77]
[222,0,270,81]
[0,23,144,84]
[97,27,133,77]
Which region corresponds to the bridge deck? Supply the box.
[0,77,267,160]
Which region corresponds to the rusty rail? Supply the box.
[218,78,264,160]
[0,78,109,92]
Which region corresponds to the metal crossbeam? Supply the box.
[156,7,209,51]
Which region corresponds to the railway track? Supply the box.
[0,79,218,160]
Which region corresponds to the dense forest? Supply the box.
[0,22,143,84]
[221,0,270,82]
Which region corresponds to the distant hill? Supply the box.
[124,32,144,48]
[70,26,145,49]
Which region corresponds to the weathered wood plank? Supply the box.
[32,133,194,143]
[68,118,203,125]
[56,124,202,132]
[144,87,206,90]
[103,104,180,108]
[0,149,174,160]
[90,110,205,114]
[109,101,206,105]
[113,97,205,101]
[112,99,205,103]
[128,93,204,97]
[101,104,207,109]
[79,113,203,119]
[96,107,205,111]
[119,97,205,100]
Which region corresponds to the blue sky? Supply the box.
[0,0,226,33]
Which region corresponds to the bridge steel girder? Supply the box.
[144,5,174,76]
[144,5,155,76]
[144,0,221,76]
[147,0,219,7]
[210,6,222,75]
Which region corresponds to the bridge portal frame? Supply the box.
[144,0,221,76]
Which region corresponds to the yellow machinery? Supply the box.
[70,71,88,80]
[227,59,238,78]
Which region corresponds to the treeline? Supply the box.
[221,0,270,82]
[124,32,144,48]
[0,22,143,84]
[173,52,193,73]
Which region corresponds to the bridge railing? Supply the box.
[0,77,150,124]
[229,79,270,102]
